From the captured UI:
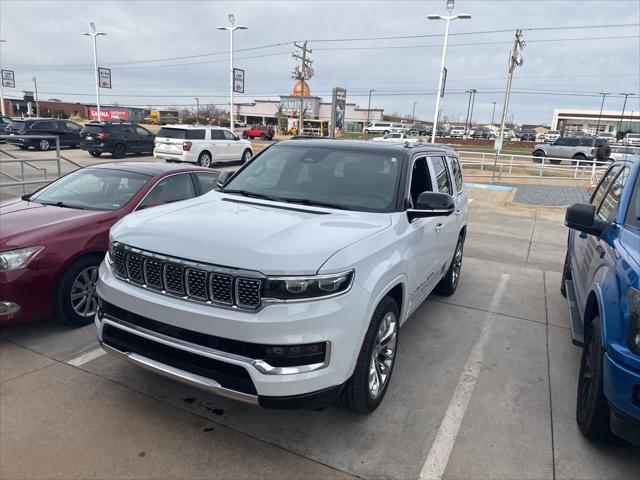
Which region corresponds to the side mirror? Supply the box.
[565,203,610,237]
[216,170,236,188]
[407,192,455,221]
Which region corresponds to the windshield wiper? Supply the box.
[38,201,86,210]
[279,198,352,210]
[222,189,283,202]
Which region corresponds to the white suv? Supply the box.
[363,122,393,134]
[153,125,253,167]
[97,140,468,413]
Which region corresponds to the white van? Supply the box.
[363,122,393,134]
[153,125,253,167]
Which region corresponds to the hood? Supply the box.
[0,199,114,250]
[111,193,391,275]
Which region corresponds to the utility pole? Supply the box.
[618,92,635,137]
[491,101,496,126]
[464,90,473,134]
[82,23,107,121]
[468,89,477,130]
[33,76,39,117]
[412,101,419,121]
[217,15,248,132]
[0,39,6,116]
[292,41,312,135]
[195,97,199,124]
[492,30,525,182]
[366,89,374,127]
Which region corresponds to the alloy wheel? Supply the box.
[39,139,50,151]
[369,312,398,399]
[70,266,99,317]
[578,334,596,417]
[452,241,463,287]
[199,154,211,168]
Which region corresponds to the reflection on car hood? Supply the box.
[111,192,392,275]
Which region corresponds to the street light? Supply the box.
[412,101,419,121]
[195,97,199,124]
[618,92,635,137]
[0,39,6,116]
[366,89,375,128]
[590,92,610,185]
[491,101,497,126]
[427,1,471,143]
[217,14,247,132]
[82,23,107,121]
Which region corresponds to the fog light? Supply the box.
[0,301,21,317]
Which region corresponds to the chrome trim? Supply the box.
[99,315,330,376]
[100,342,259,405]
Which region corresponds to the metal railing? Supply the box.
[458,150,610,186]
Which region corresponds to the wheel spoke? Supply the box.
[75,296,87,310]
[71,291,87,300]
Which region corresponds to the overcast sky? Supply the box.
[1,0,638,125]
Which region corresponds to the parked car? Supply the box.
[622,133,640,146]
[97,139,469,413]
[242,124,275,141]
[532,137,611,164]
[5,118,82,151]
[426,126,448,137]
[362,121,393,134]
[520,130,537,142]
[154,125,253,167]
[472,127,496,139]
[80,122,155,159]
[407,123,427,136]
[501,129,514,141]
[0,115,11,137]
[449,127,465,138]
[561,158,640,446]
[371,132,420,142]
[544,130,561,143]
[0,163,219,327]
[609,145,640,162]
[596,132,616,143]
[565,130,591,138]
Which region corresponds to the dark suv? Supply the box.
[5,118,83,151]
[472,127,496,139]
[80,122,155,158]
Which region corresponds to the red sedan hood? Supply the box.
[0,199,116,250]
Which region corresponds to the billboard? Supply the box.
[98,67,112,89]
[330,87,347,137]
[233,68,244,93]
[89,108,129,120]
[1,69,15,88]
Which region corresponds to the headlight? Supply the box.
[628,287,640,354]
[263,271,354,301]
[0,246,45,272]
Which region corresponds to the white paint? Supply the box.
[67,347,107,367]
[468,198,474,204]
[419,273,510,480]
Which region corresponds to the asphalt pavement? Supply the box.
[1,188,638,479]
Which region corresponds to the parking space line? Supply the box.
[419,273,510,480]
[66,347,107,367]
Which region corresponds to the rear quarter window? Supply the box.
[186,130,206,140]
[157,128,186,139]
[82,125,105,134]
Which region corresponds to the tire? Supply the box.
[259,134,267,141]
[39,139,51,151]
[364,129,369,134]
[435,234,464,296]
[532,150,546,163]
[383,130,390,134]
[549,159,562,165]
[89,151,102,157]
[576,316,619,443]
[18,146,28,150]
[242,132,249,139]
[560,250,571,297]
[54,255,103,327]
[241,149,252,164]
[112,143,127,159]
[596,145,611,161]
[338,296,399,414]
[572,153,587,165]
[197,151,212,168]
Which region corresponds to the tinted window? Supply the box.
[30,168,148,211]
[592,165,621,206]
[449,156,464,193]
[210,130,225,140]
[625,175,640,228]
[409,157,433,207]
[82,125,105,134]
[32,121,56,131]
[135,126,151,137]
[195,172,220,194]
[157,128,187,139]
[186,129,205,140]
[8,120,26,129]
[597,167,629,222]
[223,130,237,141]
[138,174,195,210]
[567,138,580,146]
[554,138,570,146]
[66,122,82,132]
[224,145,401,213]
[430,156,453,196]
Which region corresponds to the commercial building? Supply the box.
[551,108,640,136]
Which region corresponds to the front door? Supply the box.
[223,129,243,161]
[210,129,229,161]
[135,126,154,153]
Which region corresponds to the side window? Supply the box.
[408,157,432,208]
[137,174,196,210]
[624,175,640,229]
[135,126,150,137]
[591,165,621,206]
[66,122,81,133]
[195,172,220,195]
[430,156,453,196]
[567,138,580,147]
[32,121,54,130]
[186,129,206,140]
[448,156,464,193]
[223,130,236,141]
[209,130,225,140]
[597,167,629,222]
[554,138,568,146]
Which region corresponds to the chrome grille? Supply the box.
[111,244,263,310]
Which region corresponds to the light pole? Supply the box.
[195,97,199,124]
[0,39,6,116]
[82,23,107,121]
[366,89,375,128]
[412,101,419,121]
[217,14,247,132]
[618,92,635,138]
[427,1,471,143]
[590,92,610,185]
[491,101,496,126]
[33,77,39,117]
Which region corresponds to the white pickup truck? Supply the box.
[372,132,420,143]
[97,139,468,413]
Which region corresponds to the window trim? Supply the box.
[429,155,454,196]
[623,171,640,229]
[594,166,629,222]
[448,156,464,194]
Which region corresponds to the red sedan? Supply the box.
[0,162,219,327]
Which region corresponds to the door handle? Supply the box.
[434,223,445,233]
[579,232,588,239]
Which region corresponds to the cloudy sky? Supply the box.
[1,0,638,125]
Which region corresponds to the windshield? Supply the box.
[223,145,401,212]
[30,168,149,211]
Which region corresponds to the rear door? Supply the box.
[547,137,569,158]
[64,121,82,145]
[121,125,140,152]
[427,155,459,272]
[135,126,154,153]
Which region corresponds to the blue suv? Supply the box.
[562,159,640,446]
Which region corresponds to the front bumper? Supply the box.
[604,353,640,446]
[0,266,57,325]
[96,260,369,404]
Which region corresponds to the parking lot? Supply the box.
[2,179,638,480]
